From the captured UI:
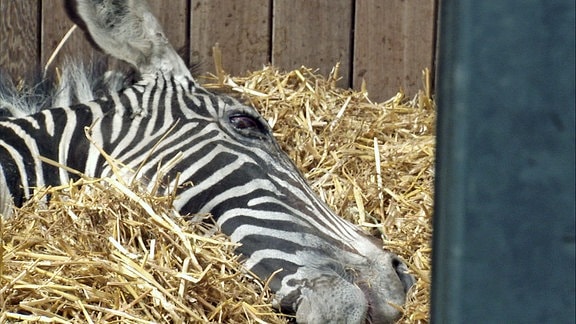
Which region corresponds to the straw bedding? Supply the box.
[0,64,434,323]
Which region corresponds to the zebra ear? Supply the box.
[65,0,191,80]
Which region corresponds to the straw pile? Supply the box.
[1,64,434,323]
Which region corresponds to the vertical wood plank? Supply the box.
[272,0,353,87]
[0,0,39,80]
[354,0,437,100]
[3,0,438,100]
[190,0,271,76]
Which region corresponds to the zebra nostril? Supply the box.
[392,257,415,293]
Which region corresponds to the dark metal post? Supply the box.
[432,1,575,323]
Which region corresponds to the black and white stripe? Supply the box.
[1,67,412,322]
[1,1,413,322]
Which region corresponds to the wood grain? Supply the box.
[272,0,353,87]
[353,0,437,100]
[190,0,271,76]
[1,0,438,100]
[0,0,39,80]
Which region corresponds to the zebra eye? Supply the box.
[228,114,268,139]
[229,115,260,130]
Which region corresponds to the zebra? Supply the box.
[0,1,414,323]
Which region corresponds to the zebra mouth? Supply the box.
[356,282,378,323]
[357,284,401,324]
[354,257,414,323]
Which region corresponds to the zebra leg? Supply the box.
[65,0,192,97]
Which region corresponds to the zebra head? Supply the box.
[1,0,415,322]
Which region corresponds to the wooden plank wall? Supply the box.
[0,0,437,101]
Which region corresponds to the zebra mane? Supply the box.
[0,68,52,118]
[0,58,137,118]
